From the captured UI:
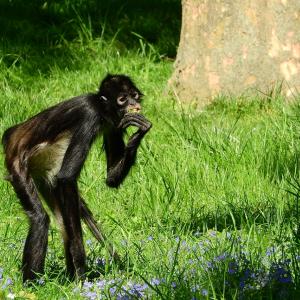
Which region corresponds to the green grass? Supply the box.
[1,1,300,299]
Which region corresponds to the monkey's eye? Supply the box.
[117,96,127,106]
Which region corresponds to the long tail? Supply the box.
[79,198,120,262]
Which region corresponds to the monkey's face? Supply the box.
[116,90,143,117]
[99,74,144,122]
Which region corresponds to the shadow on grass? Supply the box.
[0,0,181,75]
[180,202,279,235]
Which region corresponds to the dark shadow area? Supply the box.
[0,0,181,74]
[172,202,279,235]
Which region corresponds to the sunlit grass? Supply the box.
[1,2,300,299]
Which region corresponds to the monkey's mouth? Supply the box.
[126,105,141,114]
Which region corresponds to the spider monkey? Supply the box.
[2,74,152,282]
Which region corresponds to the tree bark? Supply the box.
[169,0,300,105]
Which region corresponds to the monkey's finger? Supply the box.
[123,113,151,124]
[121,120,143,130]
[122,115,150,126]
[119,116,144,128]
[122,117,151,129]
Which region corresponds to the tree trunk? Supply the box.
[169,0,300,105]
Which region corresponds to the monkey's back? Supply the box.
[2,94,99,176]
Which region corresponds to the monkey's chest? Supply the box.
[29,133,71,184]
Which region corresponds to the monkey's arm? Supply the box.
[104,113,151,188]
[54,121,98,278]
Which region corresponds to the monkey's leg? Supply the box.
[9,163,50,282]
[79,197,120,262]
[55,179,86,279]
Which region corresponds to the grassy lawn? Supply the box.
[1,1,300,299]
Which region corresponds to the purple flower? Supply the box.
[117,295,130,300]
[279,276,292,284]
[206,261,215,270]
[2,278,13,289]
[147,236,153,241]
[86,239,93,247]
[228,268,236,274]
[37,278,45,285]
[109,286,117,295]
[201,289,208,296]
[228,261,238,274]
[198,241,204,248]
[266,246,276,256]
[95,279,106,289]
[209,231,217,237]
[150,278,160,286]
[239,280,246,289]
[269,263,293,284]
[214,253,227,262]
[83,281,93,290]
[191,284,199,292]
[81,291,97,300]
[171,282,177,288]
[127,283,148,297]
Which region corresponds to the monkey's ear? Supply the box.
[100,96,108,101]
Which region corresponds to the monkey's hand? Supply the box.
[118,113,152,134]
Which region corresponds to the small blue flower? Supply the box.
[128,283,148,297]
[150,278,160,286]
[206,261,215,270]
[191,284,199,292]
[266,246,275,256]
[2,278,13,289]
[83,281,93,290]
[86,239,93,247]
[95,279,106,289]
[109,286,117,295]
[214,253,227,262]
[147,236,153,241]
[117,294,130,300]
[209,231,217,237]
[37,278,45,285]
[81,291,97,300]
[201,289,208,296]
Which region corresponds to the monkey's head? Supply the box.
[99,74,143,121]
